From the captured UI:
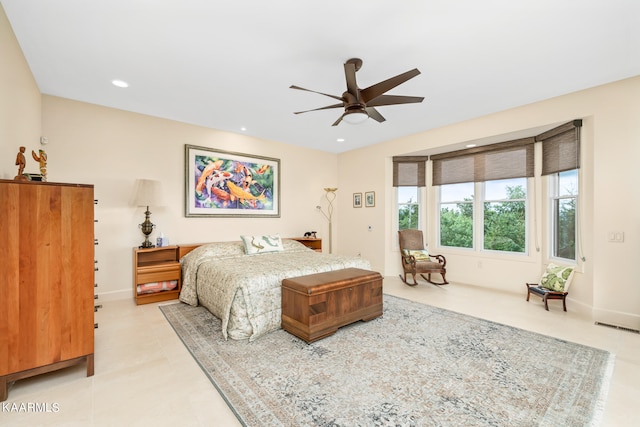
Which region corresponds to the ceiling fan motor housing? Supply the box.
[342,91,363,109]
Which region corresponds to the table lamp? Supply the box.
[132,179,164,248]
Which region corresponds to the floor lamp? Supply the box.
[316,187,337,253]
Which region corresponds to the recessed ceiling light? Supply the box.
[111,79,129,88]
[337,138,345,142]
[466,144,477,148]
[240,127,247,131]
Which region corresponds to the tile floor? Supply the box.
[3,277,639,426]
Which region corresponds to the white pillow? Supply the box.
[539,263,575,292]
[240,234,284,255]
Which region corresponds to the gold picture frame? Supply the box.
[365,191,375,207]
[353,192,362,208]
[185,144,280,217]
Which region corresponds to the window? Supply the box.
[432,137,533,252]
[483,178,527,253]
[393,156,427,232]
[439,183,474,248]
[398,187,420,230]
[438,179,527,252]
[536,120,581,262]
[550,170,578,261]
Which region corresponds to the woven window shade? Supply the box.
[393,156,428,187]
[536,120,582,176]
[431,138,535,186]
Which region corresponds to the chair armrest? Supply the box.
[431,254,446,267]
[401,253,417,267]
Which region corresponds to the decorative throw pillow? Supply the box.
[403,249,431,263]
[241,234,284,255]
[539,263,575,292]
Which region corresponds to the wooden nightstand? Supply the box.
[133,246,181,305]
[290,237,322,252]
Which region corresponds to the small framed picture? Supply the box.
[353,193,362,208]
[365,191,375,207]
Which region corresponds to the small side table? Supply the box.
[133,246,182,305]
[290,237,322,252]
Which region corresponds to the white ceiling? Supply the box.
[3,0,640,153]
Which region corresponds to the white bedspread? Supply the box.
[179,239,371,341]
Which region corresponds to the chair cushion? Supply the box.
[529,285,551,296]
[539,263,575,292]
[403,249,430,262]
[417,261,444,270]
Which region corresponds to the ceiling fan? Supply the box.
[290,58,424,126]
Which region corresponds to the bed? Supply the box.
[179,238,371,341]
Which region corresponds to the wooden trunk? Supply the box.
[0,180,95,401]
[281,268,383,343]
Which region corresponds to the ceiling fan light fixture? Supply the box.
[342,109,369,125]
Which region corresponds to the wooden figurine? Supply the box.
[32,149,47,182]
[14,146,27,180]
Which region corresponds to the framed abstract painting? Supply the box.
[185,145,280,217]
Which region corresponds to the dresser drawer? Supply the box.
[136,263,180,284]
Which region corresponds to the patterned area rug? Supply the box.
[160,295,613,427]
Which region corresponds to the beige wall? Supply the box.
[0,5,41,176]
[40,96,339,299]
[338,76,640,330]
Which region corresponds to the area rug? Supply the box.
[159,295,614,427]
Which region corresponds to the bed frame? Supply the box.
[178,243,202,259]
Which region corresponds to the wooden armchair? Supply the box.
[398,229,448,286]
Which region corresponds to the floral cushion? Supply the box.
[241,234,284,255]
[403,249,431,263]
[539,263,575,292]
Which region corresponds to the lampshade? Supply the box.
[132,179,164,207]
[342,109,369,125]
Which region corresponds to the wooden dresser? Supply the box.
[0,180,95,401]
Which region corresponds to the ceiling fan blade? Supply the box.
[331,113,345,126]
[289,85,343,102]
[344,62,358,96]
[360,68,421,103]
[365,107,386,123]
[294,103,344,114]
[366,94,424,107]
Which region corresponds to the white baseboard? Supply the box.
[564,296,592,318]
[96,288,131,302]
